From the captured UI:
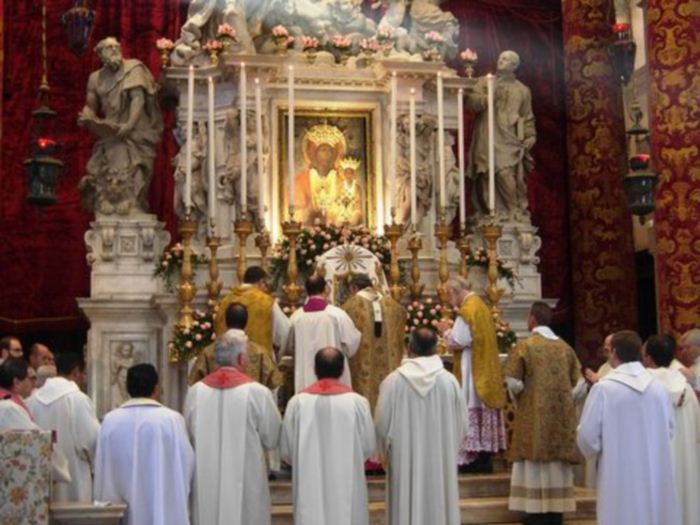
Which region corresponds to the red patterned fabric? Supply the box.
[303,378,354,395]
[646,0,700,335]
[0,1,185,332]
[561,0,638,357]
[458,406,506,465]
[444,0,572,325]
[202,367,254,389]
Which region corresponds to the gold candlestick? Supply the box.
[176,215,197,337]
[407,230,424,301]
[481,222,505,311]
[255,225,272,271]
[457,226,471,279]
[205,233,223,308]
[434,211,451,311]
[282,212,303,307]
[233,216,254,284]
[384,215,404,301]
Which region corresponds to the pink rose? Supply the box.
[413,318,419,325]
[185,341,193,348]
[422,319,429,325]
[195,334,203,341]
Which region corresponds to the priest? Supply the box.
[184,329,282,525]
[440,275,507,472]
[643,335,700,525]
[95,364,194,525]
[376,327,467,525]
[577,330,681,525]
[504,302,585,525]
[342,274,406,411]
[27,352,100,502]
[214,266,290,360]
[0,358,36,429]
[281,347,376,525]
[286,274,361,392]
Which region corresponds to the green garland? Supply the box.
[153,243,208,292]
[167,309,215,363]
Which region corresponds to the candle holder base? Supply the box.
[481,222,505,309]
[407,232,424,301]
[176,216,198,337]
[384,221,404,302]
[233,218,254,284]
[457,227,471,279]
[434,219,451,312]
[205,235,223,308]
[255,226,272,271]
[282,219,303,308]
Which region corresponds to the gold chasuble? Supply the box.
[456,294,507,409]
[342,288,407,410]
[214,285,275,358]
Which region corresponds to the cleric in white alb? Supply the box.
[27,352,100,502]
[281,347,376,525]
[94,364,194,525]
[376,327,467,525]
[184,329,282,525]
[286,274,361,392]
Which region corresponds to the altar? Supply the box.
[77,2,548,416]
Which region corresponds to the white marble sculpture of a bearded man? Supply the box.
[78,37,162,216]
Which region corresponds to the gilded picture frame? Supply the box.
[278,108,375,228]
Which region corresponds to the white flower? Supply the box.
[185,341,193,348]
[195,334,203,341]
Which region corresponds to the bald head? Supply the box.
[445,276,472,308]
[305,274,328,297]
[314,347,345,380]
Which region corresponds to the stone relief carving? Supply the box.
[110,341,135,408]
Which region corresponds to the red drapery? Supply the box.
[0,1,185,333]
[444,0,573,326]
[647,0,700,335]
[561,0,638,358]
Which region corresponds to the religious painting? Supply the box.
[279,109,374,227]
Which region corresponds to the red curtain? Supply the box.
[0,1,185,333]
[444,0,573,326]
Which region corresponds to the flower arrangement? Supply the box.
[466,246,517,289]
[377,24,396,43]
[270,222,392,288]
[168,309,216,362]
[203,39,223,52]
[217,23,237,39]
[493,313,518,353]
[405,297,451,334]
[425,31,445,44]
[156,38,175,51]
[460,48,478,63]
[153,243,208,292]
[331,34,353,50]
[272,25,289,38]
[301,36,320,51]
[359,38,380,54]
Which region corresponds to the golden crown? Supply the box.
[338,157,361,171]
[305,124,345,148]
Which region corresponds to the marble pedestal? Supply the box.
[78,215,181,417]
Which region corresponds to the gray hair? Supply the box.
[94,37,120,55]
[214,329,248,367]
[499,50,521,68]
[446,275,472,294]
[681,329,700,347]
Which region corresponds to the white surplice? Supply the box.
[0,399,36,430]
[280,384,376,525]
[287,302,361,392]
[26,376,100,502]
[184,372,281,525]
[94,398,194,525]
[577,361,681,525]
[376,355,467,525]
[647,367,700,525]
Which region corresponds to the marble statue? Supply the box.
[465,50,536,222]
[110,342,134,408]
[78,37,163,216]
[442,131,461,223]
[395,113,436,226]
[173,121,208,235]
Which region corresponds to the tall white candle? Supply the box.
[185,65,194,212]
[409,88,417,228]
[207,77,216,232]
[255,78,266,228]
[457,88,466,227]
[239,63,247,214]
[437,71,445,211]
[389,71,397,220]
[287,65,295,215]
[487,73,496,216]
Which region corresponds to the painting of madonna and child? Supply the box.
[280,110,374,228]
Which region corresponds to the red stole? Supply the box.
[303,296,328,312]
[303,379,353,395]
[201,367,255,389]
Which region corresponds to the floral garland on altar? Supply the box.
[466,247,517,290]
[270,223,393,288]
[153,243,208,292]
[167,309,216,363]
